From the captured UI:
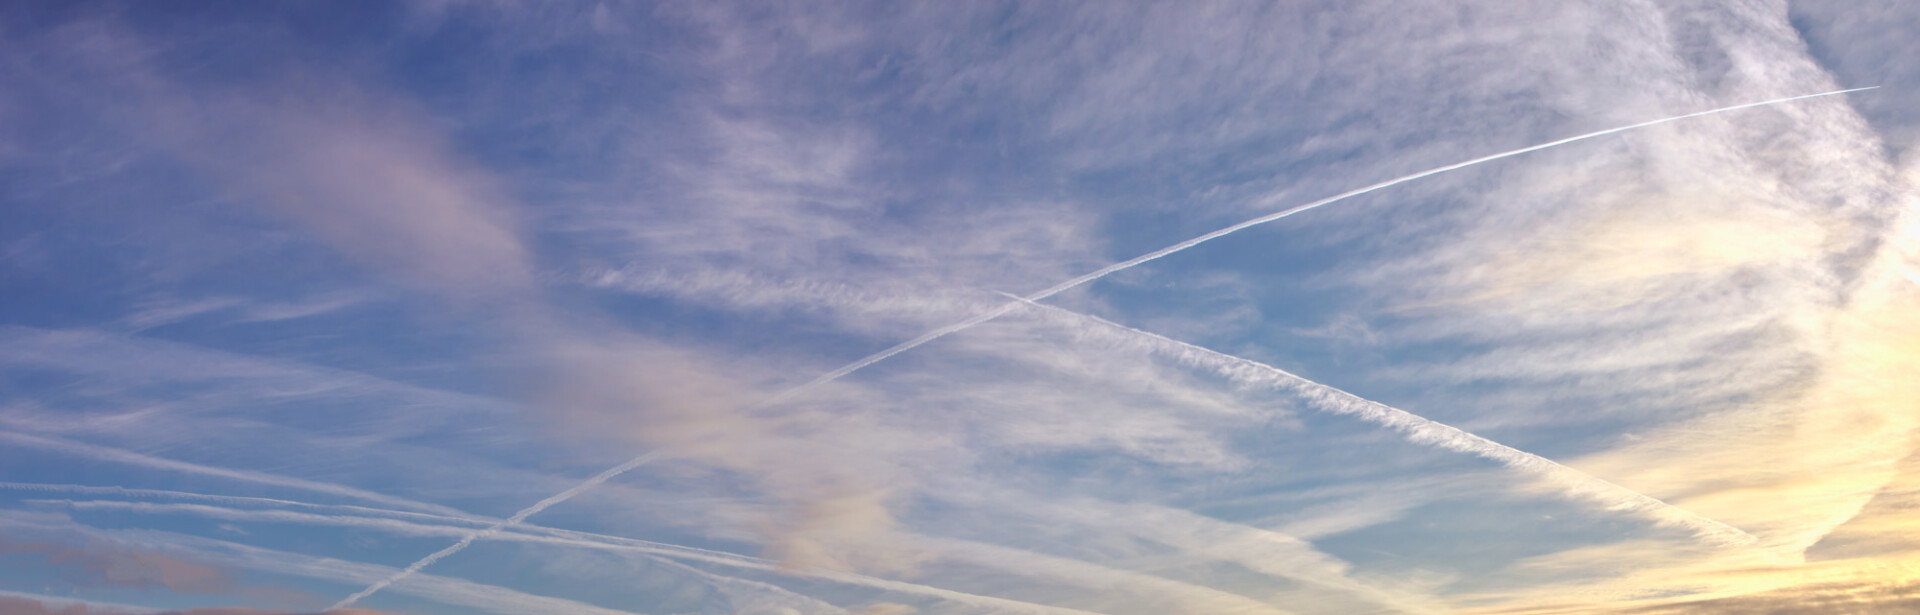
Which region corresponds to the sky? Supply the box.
[1,1,1917,614]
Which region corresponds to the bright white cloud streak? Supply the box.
[0,431,466,517]
[998,293,1756,547]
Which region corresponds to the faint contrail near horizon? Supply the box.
[333,87,1865,607]
[0,481,495,527]
[0,431,467,517]
[329,452,663,610]
[998,292,1757,547]
[24,484,1107,614]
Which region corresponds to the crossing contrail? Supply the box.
[37,489,1111,614]
[998,292,1756,546]
[333,87,1864,607]
[329,452,663,610]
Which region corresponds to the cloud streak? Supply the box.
[0,432,465,517]
[998,293,1756,547]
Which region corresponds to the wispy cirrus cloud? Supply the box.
[6,0,1920,613]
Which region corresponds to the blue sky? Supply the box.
[3,2,1919,614]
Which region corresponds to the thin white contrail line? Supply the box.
[998,292,1756,546]
[763,86,1875,406]
[0,481,492,526]
[0,431,467,516]
[329,452,663,610]
[37,502,846,615]
[333,87,1867,606]
[32,488,1106,614]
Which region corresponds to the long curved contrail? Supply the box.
[333,87,1866,607]
[759,86,1875,405]
[999,292,1757,546]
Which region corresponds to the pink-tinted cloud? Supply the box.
[0,536,229,594]
[0,595,96,615]
[0,533,341,614]
[0,596,400,615]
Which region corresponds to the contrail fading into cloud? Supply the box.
[999,293,1757,546]
[334,87,1863,606]
[329,451,663,610]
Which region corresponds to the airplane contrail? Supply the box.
[41,501,847,615]
[0,431,467,516]
[334,87,1864,606]
[329,451,663,610]
[998,292,1757,546]
[39,491,1110,614]
[0,481,495,528]
[763,86,1875,406]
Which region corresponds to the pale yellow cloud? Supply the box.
[856,602,919,615]
[1454,540,1920,614]
[1405,124,1920,611]
[1561,235,1920,554]
[1441,172,1920,613]
[1454,186,1828,313]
